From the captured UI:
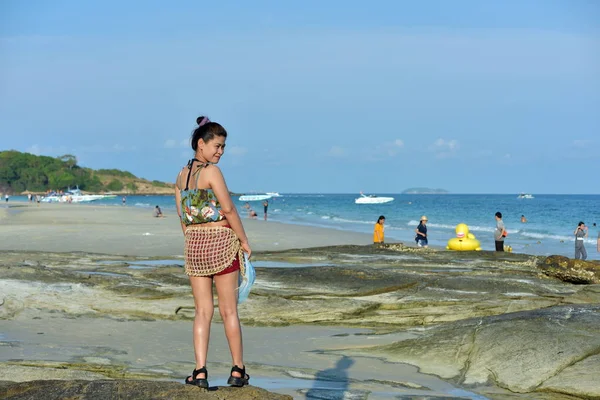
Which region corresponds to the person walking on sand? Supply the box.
[263,200,269,221]
[415,216,429,247]
[174,115,251,389]
[373,215,385,244]
[574,221,588,260]
[494,212,507,252]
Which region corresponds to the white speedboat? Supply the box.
[239,194,273,202]
[41,188,107,203]
[266,192,282,197]
[517,193,534,199]
[355,193,394,204]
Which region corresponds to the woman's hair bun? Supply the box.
[196,116,210,126]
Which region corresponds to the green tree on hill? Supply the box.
[106,179,124,192]
[0,150,171,194]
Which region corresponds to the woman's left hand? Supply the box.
[241,241,252,258]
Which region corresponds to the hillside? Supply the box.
[0,150,174,195]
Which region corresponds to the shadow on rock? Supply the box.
[304,355,367,400]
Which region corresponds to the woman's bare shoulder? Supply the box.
[203,163,223,175]
[175,165,190,187]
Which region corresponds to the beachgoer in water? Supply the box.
[154,205,164,217]
[521,215,527,223]
[4,194,8,203]
[494,212,506,252]
[263,200,269,221]
[249,209,257,219]
[373,215,385,244]
[415,216,428,247]
[243,202,251,217]
[574,221,588,260]
[174,116,251,389]
[122,196,126,206]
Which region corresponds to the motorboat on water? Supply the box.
[266,192,281,197]
[517,193,534,199]
[239,194,273,202]
[355,193,394,204]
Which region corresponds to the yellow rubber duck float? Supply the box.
[447,223,481,251]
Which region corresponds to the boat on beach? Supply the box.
[41,188,110,203]
[355,193,394,204]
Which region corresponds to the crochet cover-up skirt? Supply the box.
[184,225,246,277]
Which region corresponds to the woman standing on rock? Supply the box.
[373,215,385,244]
[174,116,251,388]
[574,221,588,260]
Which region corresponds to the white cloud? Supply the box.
[164,139,177,148]
[328,146,347,157]
[26,144,69,156]
[572,139,593,148]
[363,139,405,161]
[227,146,248,156]
[164,138,191,149]
[430,138,459,158]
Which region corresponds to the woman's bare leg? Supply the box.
[214,270,244,377]
[188,276,214,380]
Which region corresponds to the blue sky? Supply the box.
[1,0,599,194]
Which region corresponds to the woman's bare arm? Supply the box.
[205,165,251,255]
[174,170,186,235]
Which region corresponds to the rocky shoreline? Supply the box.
[1,244,599,399]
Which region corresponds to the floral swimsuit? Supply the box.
[179,159,226,225]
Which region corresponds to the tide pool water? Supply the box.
[7,193,600,259]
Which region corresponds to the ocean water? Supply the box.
[8,193,600,259]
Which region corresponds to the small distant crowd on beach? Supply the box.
[373,211,599,258]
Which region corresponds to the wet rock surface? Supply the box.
[0,380,292,400]
[1,245,599,399]
[539,254,600,284]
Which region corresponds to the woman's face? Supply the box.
[199,136,226,163]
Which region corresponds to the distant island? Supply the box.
[401,187,449,194]
[0,150,174,195]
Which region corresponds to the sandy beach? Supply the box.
[1,202,598,399]
[0,202,374,256]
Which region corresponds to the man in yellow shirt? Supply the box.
[374,215,386,244]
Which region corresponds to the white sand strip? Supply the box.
[0,203,373,256]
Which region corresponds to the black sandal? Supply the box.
[185,366,208,389]
[227,365,250,387]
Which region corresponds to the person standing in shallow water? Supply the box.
[263,200,268,221]
[174,116,251,389]
[574,221,588,260]
[373,215,385,244]
[494,212,506,252]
